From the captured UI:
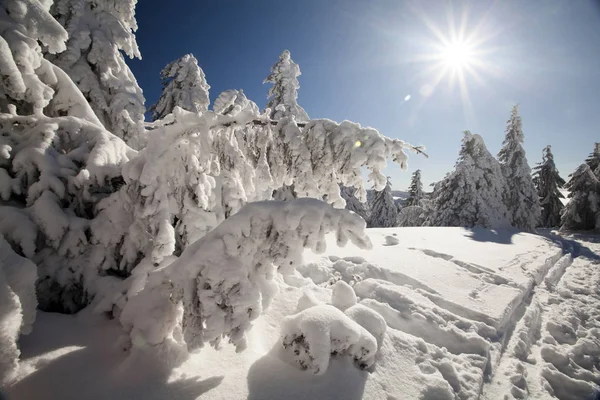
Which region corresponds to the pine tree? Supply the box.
[427,131,510,228]
[532,146,566,228]
[497,106,540,231]
[151,54,210,121]
[560,164,599,231]
[406,169,424,206]
[340,186,369,220]
[263,50,309,121]
[585,142,600,176]
[49,0,146,147]
[368,178,398,227]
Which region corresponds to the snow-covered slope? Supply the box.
[6,228,600,400]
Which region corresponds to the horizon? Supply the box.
[127,0,600,191]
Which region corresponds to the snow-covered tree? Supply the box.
[585,142,600,176]
[0,0,139,378]
[49,0,146,147]
[151,54,210,121]
[263,50,309,121]
[532,145,566,228]
[368,178,398,228]
[397,204,426,227]
[406,169,424,206]
[118,199,372,361]
[560,164,599,231]
[0,0,424,374]
[340,186,369,220]
[497,106,540,231]
[427,132,510,228]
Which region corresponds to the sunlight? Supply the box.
[403,3,504,128]
[440,40,474,70]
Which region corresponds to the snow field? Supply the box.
[6,228,599,400]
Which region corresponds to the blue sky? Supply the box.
[128,0,600,191]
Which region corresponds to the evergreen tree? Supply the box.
[151,54,210,121]
[340,186,369,220]
[49,0,146,147]
[585,142,600,176]
[497,106,540,231]
[263,50,309,121]
[368,178,398,228]
[560,164,599,231]
[427,131,510,228]
[532,146,566,228]
[406,169,424,206]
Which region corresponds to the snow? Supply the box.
[7,227,599,400]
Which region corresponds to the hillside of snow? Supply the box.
[5,228,600,400]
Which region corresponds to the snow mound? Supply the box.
[281,304,377,375]
[331,280,357,311]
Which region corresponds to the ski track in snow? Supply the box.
[5,228,600,400]
[298,229,600,399]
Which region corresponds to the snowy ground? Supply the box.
[5,228,600,400]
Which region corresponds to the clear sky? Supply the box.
[128,0,600,191]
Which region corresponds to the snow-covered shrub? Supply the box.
[151,54,210,121]
[118,199,372,355]
[281,304,378,375]
[331,280,357,311]
[427,131,510,228]
[497,106,540,231]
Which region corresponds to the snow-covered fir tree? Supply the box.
[427,131,510,228]
[497,106,540,231]
[49,0,146,147]
[560,164,599,231]
[151,54,210,121]
[340,186,369,220]
[368,178,398,228]
[585,142,600,176]
[0,0,139,379]
[406,169,424,206]
[263,50,309,121]
[532,145,566,228]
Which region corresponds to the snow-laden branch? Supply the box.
[119,199,372,355]
[107,107,424,273]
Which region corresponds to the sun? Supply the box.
[440,41,474,70]
[403,4,504,126]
